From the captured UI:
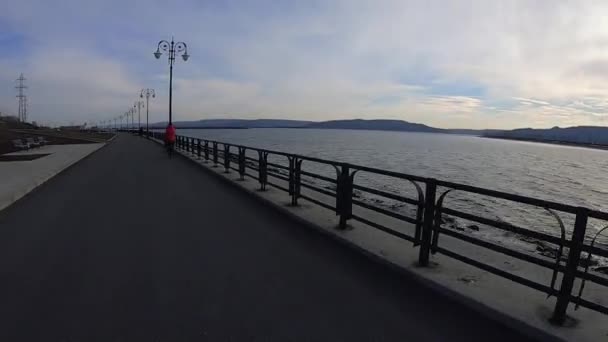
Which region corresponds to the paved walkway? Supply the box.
[0,143,104,211]
[0,135,539,341]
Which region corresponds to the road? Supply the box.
[0,134,540,341]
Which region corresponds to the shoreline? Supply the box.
[483,135,608,151]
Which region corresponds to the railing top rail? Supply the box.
[588,210,608,221]
[197,137,346,165]
[349,164,427,182]
[435,179,581,214]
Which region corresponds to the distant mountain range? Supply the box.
[149,119,608,147]
[306,119,443,133]
[150,119,312,129]
[484,126,608,146]
[151,118,496,135]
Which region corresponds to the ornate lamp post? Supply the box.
[140,88,155,137]
[129,107,135,130]
[154,38,189,124]
[134,100,145,132]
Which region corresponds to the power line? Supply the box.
[15,73,28,122]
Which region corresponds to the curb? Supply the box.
[148,137,563,342]
[0,135,116,214]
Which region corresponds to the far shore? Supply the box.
[483,135,608,151]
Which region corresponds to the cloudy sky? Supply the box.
[1,1,608,129]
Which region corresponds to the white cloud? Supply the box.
[0,47,141,126]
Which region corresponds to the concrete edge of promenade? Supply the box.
[0,135,115,212]
[151,136,607,342]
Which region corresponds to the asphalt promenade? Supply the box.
[0,134,540,341]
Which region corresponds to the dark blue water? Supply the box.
[177,128,608,252]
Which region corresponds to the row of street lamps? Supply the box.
[100,98,147,133]
[97,37,189,134]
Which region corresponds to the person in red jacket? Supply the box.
[165,123,176,150]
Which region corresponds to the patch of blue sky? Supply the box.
[0,23,28,60]
[395,66,485,98]
[426,81,485,98]
[368,95,403,106]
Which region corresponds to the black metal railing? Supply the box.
[149,131,608,325]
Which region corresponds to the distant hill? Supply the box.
[151,119,312,129]
[306,120,500,135]
[447,128,505,136]
[484,126,608,146]
[150,118,502,135]
[306,119,444,133]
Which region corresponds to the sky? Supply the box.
[1,1,608,129]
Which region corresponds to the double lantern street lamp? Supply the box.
[140,88,155,137]
[134,100,145,132]
[154,38,189,125]
[126,107,135,130]
[130,107,135,129]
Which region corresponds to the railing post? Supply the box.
[204,141,209,161]
[197,139,201,158]
[293,159,302,206]
[551,207,588,325]
[223,144,230,173]
[418,179,437,267]
[238,147,246,180]
[288,157,302,206]
[213,142,219,166]
[335,164,353,230]
[288,157,295,198]
[258,151,268,191]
